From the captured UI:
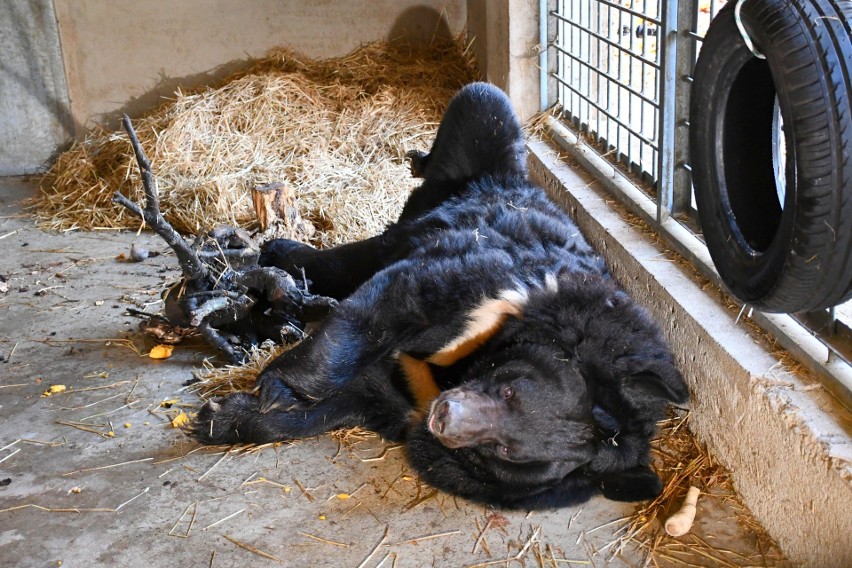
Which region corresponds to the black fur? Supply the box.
[192,83,688,509]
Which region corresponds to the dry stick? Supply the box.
[197,321,239,363]
[472,517,493,554]
[240,471,259,486]
[222,535,284,564]
[293,477,315,502]
[567,508,583,532]
[80,402,137,422]
[190,297,230,326]
[244,476,291,491]
[479,536,492,558]
[670,541,739,568]
[21,439,65,446]
[402,488,438,512]
[197,449,232,481]
[585,515,632,535]
[153,446,225,465]
[342,502,362,518]
[33,337,142,356]
[54,420,113,439]
[387,530,462,546]
[113,115,209,285]
[202,508,245,531]
[54,392,125,411]
[354,443,404,462]
[357,525,389,568]
[115,487,149,511]
[515,526,541,563]
[0,448,20,464]
[169,501,199,537]
[62,457,153,476]
[374,552,397,568]
[380,470,405,499]
[691,534,759,565]
[59,380,134,394]
[298,531,350,548]
[2,485,154,515]
[0,503,115,514]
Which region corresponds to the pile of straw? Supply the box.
[34,38,478,247]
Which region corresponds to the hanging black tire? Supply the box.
[690,0,852,313]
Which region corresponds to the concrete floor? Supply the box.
[0,177,786,567]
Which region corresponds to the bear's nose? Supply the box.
[435,399,472,436]
[428,390,505,448]
[432,399,460,434]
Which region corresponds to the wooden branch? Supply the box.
[197,322,239,363]
[190,297,231,327]
[110,115,337,361]
[234,267,299,303]
[113,115,210,285]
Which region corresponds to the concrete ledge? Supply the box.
[527,138,852,567]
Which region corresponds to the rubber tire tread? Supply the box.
[690,0,852,312]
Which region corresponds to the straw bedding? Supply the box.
[33,38,478,247]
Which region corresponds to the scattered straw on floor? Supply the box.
[33,37,478,247]
[602,410,790,566]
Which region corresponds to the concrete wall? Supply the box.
[0,1,73,176]
[1,0,468,175]
[53,0,467,132]
[468,0,543,123]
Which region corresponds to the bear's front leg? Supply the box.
[191,390,367,445]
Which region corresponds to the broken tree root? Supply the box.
[113,115,336,362]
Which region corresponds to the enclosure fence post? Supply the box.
[673,0,699,221]
[657,0,679,223]
[539,0,549,112]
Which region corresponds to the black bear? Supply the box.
[191,82,689,509]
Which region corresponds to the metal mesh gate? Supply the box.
[552,0,663,185]
[550,0,726,220]
[546,0,852,408]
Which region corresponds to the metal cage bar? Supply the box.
[551,0,662,184]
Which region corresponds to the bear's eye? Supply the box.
[501,386,514,400]
[497,445,510,457]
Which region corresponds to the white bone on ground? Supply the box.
[664,486,701,537]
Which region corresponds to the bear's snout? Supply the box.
[428,390,503,449]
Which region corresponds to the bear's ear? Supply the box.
[599,464,663,502]
[625,367,689,404]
